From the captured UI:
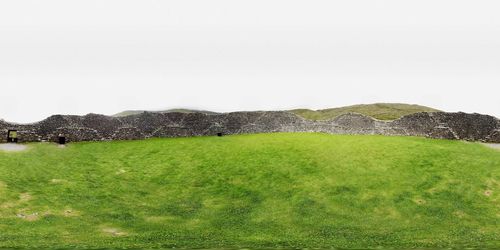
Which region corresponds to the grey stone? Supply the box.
[0,111,498,143]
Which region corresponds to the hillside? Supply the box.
[0,133,498,249]
[290,103,441,120]
[112,103,441,121]
[113,108,218,117]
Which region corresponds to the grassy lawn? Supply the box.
[290,103,440,120]
[0,133,498,249]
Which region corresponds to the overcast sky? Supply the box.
[0,0,499,123]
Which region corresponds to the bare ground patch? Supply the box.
[16,212,40,221]
[483,143,500,150]
[63,208,81,217]
[19,193,32,202]
[144,215,177,223]
[413,198,426,205]
[50,178,68,184]
[0,144,28,152]
[115,169,127,175]
[101,226,128,237]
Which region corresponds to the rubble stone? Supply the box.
[0,111,498,143]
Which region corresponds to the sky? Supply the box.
[0,0,499,123]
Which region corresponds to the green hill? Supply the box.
[112,103,440,120]
[290,103,441,120]
[113,108,218,117]
[0,133,498,249]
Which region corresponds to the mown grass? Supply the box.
[0,133,498,249]
[290,103,441,120]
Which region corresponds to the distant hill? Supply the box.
[113,108,218,117]
[113,103,441,121]
[289,103,441,120]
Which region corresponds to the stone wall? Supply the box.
[0,111,499,143]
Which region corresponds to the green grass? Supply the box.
[290,103,441,120]
[0,133,498,249]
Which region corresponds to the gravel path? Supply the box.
[0,144,28,152]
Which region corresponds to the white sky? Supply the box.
[0,0,499,123]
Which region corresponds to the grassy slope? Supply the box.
[112,103,440,120]
[290,103,441,120]
[0,133,498,249]
[113,109,217,117]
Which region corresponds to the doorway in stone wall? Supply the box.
[7,130,18,143]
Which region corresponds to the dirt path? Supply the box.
[483,143,500,150]
[0,144,28,152]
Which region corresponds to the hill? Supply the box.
[0,133,498,249]
[113,108,218,117]
[112,103,441,121]
[290,103,441,120]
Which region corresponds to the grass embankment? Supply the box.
[0,133,498,249]
[290,103,441,120]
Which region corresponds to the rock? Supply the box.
[1,111,499,143]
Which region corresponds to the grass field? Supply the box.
[290,103,441,120]
[0,133,498,249]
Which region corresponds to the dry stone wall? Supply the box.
[0,111,499,143]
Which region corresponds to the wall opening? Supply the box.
[7,130,18,143]
[58,136,66,145]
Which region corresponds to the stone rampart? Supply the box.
[0,111,498,143]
